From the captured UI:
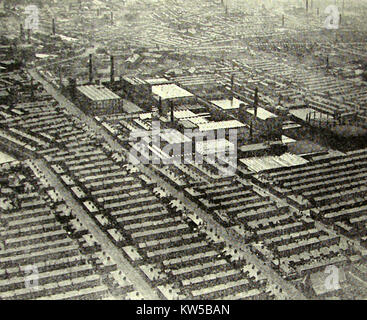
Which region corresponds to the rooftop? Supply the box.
[145,78,171,85]
[173,110,197,119]
[152,84,194,100]
[198,120,246,132]
[196,138,234,155]
[76,85,121,101]
[0,151,15,164]
[211,98,246,110]
[246,107,278,121]
[240,153,308,173]
[289,108,330,122]
[161,129,191,144]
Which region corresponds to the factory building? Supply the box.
[239,105,283,141]
[75,84,123,115]
[151,83,196,117]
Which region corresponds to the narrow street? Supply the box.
[29,158,160,300]
[246,175,367,257]
[31,68,306,299]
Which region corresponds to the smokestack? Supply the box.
[110,11,113,25]
[89,54,93,83]
[230,74,235,108]
[326,56,329,69]
[158,97,162,115]
[254,87,258,118]
[282,14,284,27]
[30,78,34,100]
[20,24,24,41]
[110,55,114,84]
[27,28,31,44]
[170,101,174,123]
[69,78,77,99]
[339,14,342,26]
[52,18,56,35]
[59,66,62,86]
[306,0,308,13]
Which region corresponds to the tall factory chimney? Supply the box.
[59,66,62,86]
[306,0,308,13]
[27,28,31,44]
[230,74,235,108]
[30,78,34,100]
[170,101,174,123]
[326,56,329,69]
[20,24,24,41]
[111,11,113,25]
[52,18,56,35]
[254,87,258,118]
[158,97,162,115]
[282,14,284,27]
[110,55,114,84]
[89,54,93,83]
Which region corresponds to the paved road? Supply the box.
[25,71,161,299]
[31,69,306,299]
[29,69,124,150]
[143,171,305,300]
[30,158,160,300]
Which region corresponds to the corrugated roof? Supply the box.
[145,78,171,85]
[77,85,121,101]
[211,98,246,110]
[196,138,234,155]
[174,110,197,119]
[198,120,246,131]
[152,84,193,100]
[246,107,277,120]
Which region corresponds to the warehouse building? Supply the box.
[76,84,123,115]
[239,105,283,141]
[152,83,196,117]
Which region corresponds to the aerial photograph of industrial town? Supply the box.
[0,0,366,303]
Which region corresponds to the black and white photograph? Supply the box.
[0,0,366,304]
